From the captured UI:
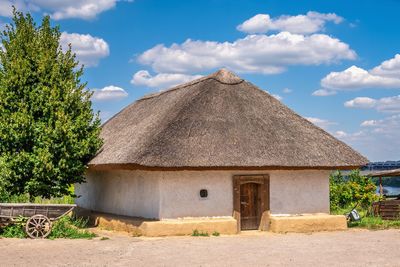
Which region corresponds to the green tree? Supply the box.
[330,170,378,212]
[0,10,102,199]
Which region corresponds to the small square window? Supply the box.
[200,189,208,198]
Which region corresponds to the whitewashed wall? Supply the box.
[75,169,331,219]
[75,170,161,219]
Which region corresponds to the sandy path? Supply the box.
[0,229,399,267]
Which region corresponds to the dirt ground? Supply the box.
[1,229,399,267]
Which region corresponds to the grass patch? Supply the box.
[0,217,26,238]
[212,231,220,237]
[100,236,110,241]
[349,216,400,230]
[3,185,75,204]
[332,206,400,230]
[49,216,95,239]
[5,194,74,204]
[192,229,209,237]
[0,216,95,239]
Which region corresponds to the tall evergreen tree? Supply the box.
[0,10,102,199]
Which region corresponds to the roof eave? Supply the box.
[87,163,366,172]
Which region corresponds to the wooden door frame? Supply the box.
[233,174,270,232]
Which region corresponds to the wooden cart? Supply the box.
[0,203,76,239]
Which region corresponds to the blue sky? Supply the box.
[1,0,399,161]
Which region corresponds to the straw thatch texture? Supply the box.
[90,69,368,169]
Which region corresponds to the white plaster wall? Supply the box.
[76,169,331,219]
[158,172,233,219]
[158,170,330,219]
[75,170,160,219]
[268,170,331,214]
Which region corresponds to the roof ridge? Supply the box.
[137,69,244,102]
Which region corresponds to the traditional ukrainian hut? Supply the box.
[76,69,368,236]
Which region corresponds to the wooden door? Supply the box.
[240,183,260,230]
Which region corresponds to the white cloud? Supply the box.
[282,88,292,93]
[344,95,400,113]
[131,70,202,89]
[360,120,377,127]
[321,65,400,90]
[0,0,131,20]
[237,11,343,34]
[138,32,356,75]
[370,54,400,78]
[60,32,109,67]
[312,88,337,96]
[344,96,376,109]
[333,130,348,138]
[320,54,400,92]
[306,117,337,130]
[92,85,128,101]
[264,90,283,101]
[335,115,400,161]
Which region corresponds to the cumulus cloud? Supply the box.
[0,0,131,20]
[137,32,356,75]
[312,88,337,96]
[335,115,400,161]
[60,32,109,67]
[306,117,337,130]
[333,130,348,138]
[344,95,400,113]
[265,91,283,101]
[360,120,377,127]
[321,65,400,90]
[92,85,128,101]
[131,70,202,89]
[319,54,400,92]
[344,96,376,109]
[370,54,400,78]
[237,11,343,34]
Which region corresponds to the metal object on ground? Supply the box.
[0,204,76,239]
[347,209,361,222]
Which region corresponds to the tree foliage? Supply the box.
[330,170,378,211]
[0,10,102,199]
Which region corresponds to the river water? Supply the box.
[376,186,400,196]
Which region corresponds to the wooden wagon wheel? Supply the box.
[25,215,52,239]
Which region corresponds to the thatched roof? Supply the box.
[90,69,368,170]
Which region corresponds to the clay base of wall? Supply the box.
[75,209,347,236]
[269,214,347,233]
[142,218,237,237]
[75,209,237,236]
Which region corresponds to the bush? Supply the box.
[49,216,95,239]
[330,170,378,212]
[0,216,95,239]
[0,217,26,238]
[1,185,75,204]
[192,229,209,236]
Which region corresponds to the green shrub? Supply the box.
[0,217,26,238]
[0,216,95,239]
[49,216,95,239]
[192,229,209,236]
[330,170,378,212]
[212,231,220,236]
